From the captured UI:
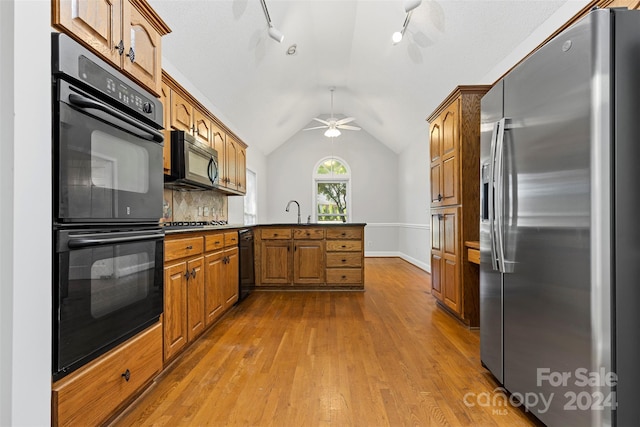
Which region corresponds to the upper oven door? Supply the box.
[55,80,164,224]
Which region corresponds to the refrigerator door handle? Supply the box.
[488,120,500,270]
[494,117,509,273]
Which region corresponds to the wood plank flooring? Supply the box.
[112,258,541,426]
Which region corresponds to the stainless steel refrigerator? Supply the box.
[480,8,640,426]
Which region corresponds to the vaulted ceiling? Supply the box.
[149,0,582,155]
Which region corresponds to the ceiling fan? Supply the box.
[303,87,361,137]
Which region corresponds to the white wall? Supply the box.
[397,137,431,271]
[0,0,52,425]
[266,127,399,254]
[227,147,268,224]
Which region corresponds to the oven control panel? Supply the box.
[78,55,157,120]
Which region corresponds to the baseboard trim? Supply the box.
[365,251,430,273]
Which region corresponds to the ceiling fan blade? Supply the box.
[312,117,330,125]
[337,125,361,131]
[335,117,356,125]
[303,125,328,131]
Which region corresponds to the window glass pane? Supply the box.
[244,169,257,225]
[317,181,347,223]
[316,159,347,176]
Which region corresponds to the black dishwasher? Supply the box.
[238,228,255,301]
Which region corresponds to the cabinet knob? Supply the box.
[341,245,346,248]
[121,369,131,382]
[191,268,197,278]
[184,270,190,280]
[126,47,135,63]
[186,245,193,250]
[437,193,443,202]
[115,40,124,56]
[342,259,347,263]
[341,275,347,279]
[341,232,346,236]
[215,241,221,245]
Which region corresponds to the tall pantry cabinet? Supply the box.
[426,85,489,327]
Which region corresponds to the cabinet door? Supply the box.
[293,240,325,285]
[430,211,443,301]
[211,123,226,184]
[440,100,460,206]
[442,208,461,314]
[193,108,213,147]
[171,90,193,133]
[161,82,171,174]
[186,257,205,341]
[260,240,291,284]
[236,146,247,194]
[430,119,443,207]
[53,0,123,67]
[204,251,224,326]
[225,136,239,190]
[164,262,188,361]
[121,0,162,95]
[224,247,239,307]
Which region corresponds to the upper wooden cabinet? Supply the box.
[426,85,490,327]
[161,72,248,194]
[52,0,171,96]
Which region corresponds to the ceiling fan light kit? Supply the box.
[303,88,362,138]
[260,0,284,43]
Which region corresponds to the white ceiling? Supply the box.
[149,0,575,155]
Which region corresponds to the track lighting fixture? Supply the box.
[260,0,284,43]
[392,0,422,44]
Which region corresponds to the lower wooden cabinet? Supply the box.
[255,225,365,289]
[431,207,463,318]
[52,323,163,427]
[164,230,239,362]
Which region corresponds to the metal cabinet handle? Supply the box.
[184,270,190,280]
[115,40,124,55]
[342,259,347,263]
[186,245,193,250]
[437,193,443,202]
[341,275,347,279]
[215,241,221,245]
[341,245,346,248]
[191,268,196,278]
[126,47,135,63]
[121,369,131,382]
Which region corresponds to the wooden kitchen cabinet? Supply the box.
[426,85,489,327]
[164,230,240,361]
[52,0,170,96]
[293,240,325,285]
[255,225,364,289]
[52,323,162,427]
[161,72,248,194]
[163,235,205,362]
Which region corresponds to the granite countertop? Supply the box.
[163,223,366,235]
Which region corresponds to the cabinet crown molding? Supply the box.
[426,85,491,124]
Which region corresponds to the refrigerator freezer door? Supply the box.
[502,12,595,426]
[480,80,504,384]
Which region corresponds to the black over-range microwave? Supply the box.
[165,130,219,190]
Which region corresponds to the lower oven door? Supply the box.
[55,80,164,224]
[53,227,164,380]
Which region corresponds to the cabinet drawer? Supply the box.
[326,240,362,252]
[205,233,225,252]
[261,228,292,239]
[224,231,238,247]
[52,323,163,427]
[326,252,362,268]
[326,268,362,284]
[165,236,203,261]
[326,227,363,240]
[293,228,325,240]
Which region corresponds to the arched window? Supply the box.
[313,157,351,223]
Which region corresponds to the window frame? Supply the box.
[312,156,352,224]
[243,168,257,225]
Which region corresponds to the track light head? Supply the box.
[403,0,422,13]
[268,26,284,43]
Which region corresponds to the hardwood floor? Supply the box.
[113,258,540,426]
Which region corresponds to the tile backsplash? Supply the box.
[163,188,227,222]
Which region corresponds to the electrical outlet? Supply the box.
[204,206,210,216]
[197,206,203,216]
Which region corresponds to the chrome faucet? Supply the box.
[285,200,301,224]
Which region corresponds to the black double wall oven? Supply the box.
[52,33,164,380]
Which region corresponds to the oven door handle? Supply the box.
[68,93,164,143]
[68,233,163,248]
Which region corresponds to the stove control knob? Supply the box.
[142,102,153,114]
